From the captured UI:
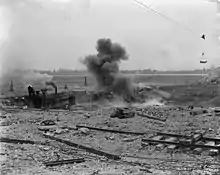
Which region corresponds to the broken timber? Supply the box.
[43,158,85,166]
[155,132,191,138]
[0,137,45,145]
[42,134,121,160]
[142,138,220,150]
[76,125,146,135]
[202,137,220,142]
[137,112,166,122]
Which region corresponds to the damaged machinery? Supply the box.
[110,107,136,119]
[8,81,76,110]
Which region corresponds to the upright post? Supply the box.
[9,80,14,92]
[84,77,87,87]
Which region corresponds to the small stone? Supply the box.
[106,135,115,140]
[79,127,90,134]
[43,147,50,151]
[55,128,64,134]
[45,132,54,136]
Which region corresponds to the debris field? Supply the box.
[1,103,220,175]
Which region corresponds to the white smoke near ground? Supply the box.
[0,0,90,94]
[208,67,220,78]
[15,70,52,88]
[200,66,220,83]
[142,98,165,106]
[109,96,129,108]
[131,99,165,108]
[0,69,53,95]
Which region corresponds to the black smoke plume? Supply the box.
[82,38,134,98]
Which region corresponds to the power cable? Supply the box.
[133,0,206,41]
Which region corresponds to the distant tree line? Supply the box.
[35,68,210,75]
[37,69,87,75]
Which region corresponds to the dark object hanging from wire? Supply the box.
[200,52,207,63]
[200,60,207,64]
[133,0,206,41]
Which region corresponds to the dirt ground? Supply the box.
[1,78,220,175]
[1,100,220,175]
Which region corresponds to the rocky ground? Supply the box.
[1,102,220,175]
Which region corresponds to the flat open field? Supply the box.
[1,73,203,97]
[2,73,220,107]
[52,74,203,89]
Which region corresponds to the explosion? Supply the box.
[82,38,134,99]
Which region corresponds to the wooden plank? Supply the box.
[203,137,220,143]
[141,135,163,147]
[205,142,219,156]
[42,134,121,160]
[205,141,215,146]
[76,125,146,135]
[149,136,164,146]
[43,158,85,166]
[0,137,44,145]
[142,138,220,150]
[192,133,203,144]
[156,132,191,138]
[192,141,204,155]
[167,144,178,152]
[156,137,177,150]
[179,138,193,145]
[137,112,166,122]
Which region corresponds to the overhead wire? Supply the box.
[133,0,206,41]
[133,0,207,63]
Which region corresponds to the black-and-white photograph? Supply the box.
[0,0,220,174]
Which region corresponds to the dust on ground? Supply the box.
[1,99,220,175]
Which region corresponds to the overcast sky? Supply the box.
[0,0,219,72]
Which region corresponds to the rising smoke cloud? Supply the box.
[82,38,134,98]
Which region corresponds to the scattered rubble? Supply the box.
[110,107,135,119]
[189,108,208,116]
[40,120,56,126]
[1,98,220,174]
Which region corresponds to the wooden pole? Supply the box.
[9,80,14,92]
[84,76,87,87]
[90,95,92,109]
